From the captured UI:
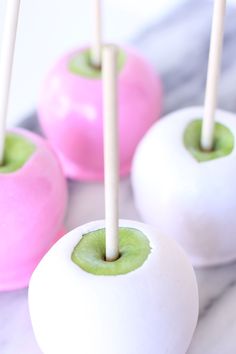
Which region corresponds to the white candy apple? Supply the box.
[132,106,236,267]
[28,219,198,354]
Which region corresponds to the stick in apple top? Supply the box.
[90,0,102,68]
[201,0,226,151]
[0,0,21,164]
[102,45,120,262]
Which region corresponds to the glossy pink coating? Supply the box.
[38,47,162,181]
[0,128,68,291]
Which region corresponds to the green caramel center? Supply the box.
[68,48,126,79]
[71,227,151,276]
[184,119,234,162]
[0,133,36,173]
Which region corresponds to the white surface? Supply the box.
[132,107,236,267]
[28,219,198,354]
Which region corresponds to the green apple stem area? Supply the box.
[68,48,126,79]
[71,227,151,276]
[184,119,234,162]
[0,133,35,173]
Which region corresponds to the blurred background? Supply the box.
[0,0,236,126]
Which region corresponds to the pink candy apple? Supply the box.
[38,47,162,181]
[0,128,67,291]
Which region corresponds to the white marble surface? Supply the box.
[2,0,236,353]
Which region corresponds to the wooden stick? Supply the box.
[0,0,21,164]
[201,0,226,151]
[103,45,119,262]
[90,0,102,68]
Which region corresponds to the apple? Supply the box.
[38,47,162,181]
[28,219,198,354]
[131,106,236,267]
[0,128,67,291]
